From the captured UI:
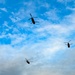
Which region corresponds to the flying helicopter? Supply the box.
[64,40,72,48]
[29,13,37,24]
[25,58,30,64]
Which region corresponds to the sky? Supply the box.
[0,0,75,75]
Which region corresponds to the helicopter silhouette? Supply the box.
[64,40,72,48]
[25,58,30,64]
[29,13,37,24]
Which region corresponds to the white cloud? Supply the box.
[42,2,50,8]
[0,8,7,12]
[10,16,21,22]
[9,9,25,23]
[0,44,28,65]
[66,7,75,11]
[0,50,75,75]
[0,21,12,36]
[44,9,59,21]
[0,24,75,75]
[63,12,75,24]
[0,1,75,75]
[33,23,71,38]
[11,34,27,46]
[57,0,75,6]
[37,2,50,9]
[3,21,11,29]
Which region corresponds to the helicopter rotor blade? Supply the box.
[70,43,73,45]
[33,17,38,18]
[64,43,67,44]
[25,58,27,60]
[30,13,32,17]
[64,42,68,43]
[35,21,39,22]
[69,40,71,42]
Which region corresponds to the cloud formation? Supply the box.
[0,0,75,75]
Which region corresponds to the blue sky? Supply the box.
[0,0,75,75]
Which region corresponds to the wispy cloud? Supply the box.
[0,0,75,75]
[9,10,25,23]
[43,9,60,22]
[0,8,7,12]
[66,7,75,11]
[0,48,75,75]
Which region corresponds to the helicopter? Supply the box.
[64,40,72,48]
[29,13,37,24]
[25,58,30,64]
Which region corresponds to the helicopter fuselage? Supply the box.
[67,43,70,48]
[31,17,35,24]
[26,60,30,64]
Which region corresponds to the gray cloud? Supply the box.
[0,1,75,75]
[0,44,75,75]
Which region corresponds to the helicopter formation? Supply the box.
[25,14,73,64]
[25,40,73,64]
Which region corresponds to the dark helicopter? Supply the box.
[29,13,37,24]
[25,58,30,64]
[64,40,72,48]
